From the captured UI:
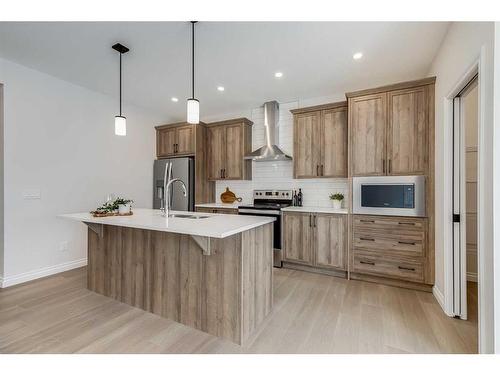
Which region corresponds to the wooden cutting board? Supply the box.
[220,187,242,204]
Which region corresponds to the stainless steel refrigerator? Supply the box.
[153,157,195,211]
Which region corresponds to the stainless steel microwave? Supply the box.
[352,176,425,217]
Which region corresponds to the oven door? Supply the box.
[352,176,425,217]
[237,208,282,267]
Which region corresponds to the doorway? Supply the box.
[452,74,478,350]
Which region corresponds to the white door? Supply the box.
[452,75,478,320]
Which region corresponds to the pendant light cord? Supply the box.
[191,21,195,99]
[119,52,122,116]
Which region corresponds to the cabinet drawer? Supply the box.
[352,252,424,283]
[353,215,426,233]
[353,232,424,257]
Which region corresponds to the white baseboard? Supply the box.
[467,272,478,282]
[432,285,452,316]
[0,258,87,288]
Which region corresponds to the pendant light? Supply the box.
[112,43,130,136]
[187,21,199,124]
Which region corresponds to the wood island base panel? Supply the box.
[86,223,274,345]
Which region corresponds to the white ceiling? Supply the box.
[0,22,450,123]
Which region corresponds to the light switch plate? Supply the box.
[23,189,41,199]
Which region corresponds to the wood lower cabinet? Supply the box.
[156,122,196,157]
[283,211,347,272]
[314,214,347,270]
[351,215,431,286]
[291,102,347,178]
[283,212,313,265]
[207,118,253,181]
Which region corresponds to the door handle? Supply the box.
[309,214,312,227]
[360,260,375,266]
[220,169,223,179]
[388,159,392,174]
[398,266,416,271]
[316,165,319,176]
[320,165,324,176]
[398,241,416,245]
[223,169,226,178]
[398,222,415,226]
[360,219,375,223]
[359,237,375,241]
[382,159,386,174]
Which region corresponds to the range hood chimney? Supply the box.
[244,101,292,162]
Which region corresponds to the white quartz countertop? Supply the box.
[281,206,349,215]
[195,202,243,209]
[59,208,275,239]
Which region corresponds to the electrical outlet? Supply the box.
[60,241,69,252]
[23,188,41,200]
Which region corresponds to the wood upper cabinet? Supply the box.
[349,93,387,176]
[157,126,177,157]
[294,111,321,178]
[283,211,347,271]
[207,125,225,180]
[314,214,347,270]
[321,107,348,177]
[283,212,313,265]
[387,86,428,175]
[175,125,195,155]
[224,124,244,179]
[291,102,347,179]
[347,78,434,177]
[206,118,252,181]
[156,123,195,157]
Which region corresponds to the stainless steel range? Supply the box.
[238,190,293,268]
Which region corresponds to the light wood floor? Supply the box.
[0,267,478,354]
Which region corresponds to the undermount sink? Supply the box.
[168,214,210,219]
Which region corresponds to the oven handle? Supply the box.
[238,209,282,215]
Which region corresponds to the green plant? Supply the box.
[329,193,344,201]
[114,197,133,206]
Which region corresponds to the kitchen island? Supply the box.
[60,208,275,345]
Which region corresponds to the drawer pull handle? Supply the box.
[360,261,375,266]
[360,237,375,241]
[398,222,416,226]
[398,266,416,271]
[398,241,416,245]
[360,220,375,223]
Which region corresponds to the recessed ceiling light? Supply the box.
[171,97,179,102]
[274,72,283,78]
[353,52,363,60]
[217,86,225,92]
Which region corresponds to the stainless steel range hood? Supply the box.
[244,101,292,162]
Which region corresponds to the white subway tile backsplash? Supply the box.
[215,98,348,208]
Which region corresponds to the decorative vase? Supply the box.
[118,203,131,215]
[332,200,342,210]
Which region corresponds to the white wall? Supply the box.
[427,22,495,353]
[203,94,350,207]
[493,22,500,355]
[0,84,4,280]
[0,58,163,286]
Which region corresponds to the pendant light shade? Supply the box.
[112,43,129,136]
[187,98,199,124]
[187,21,200,124]
[114,115,127,136]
